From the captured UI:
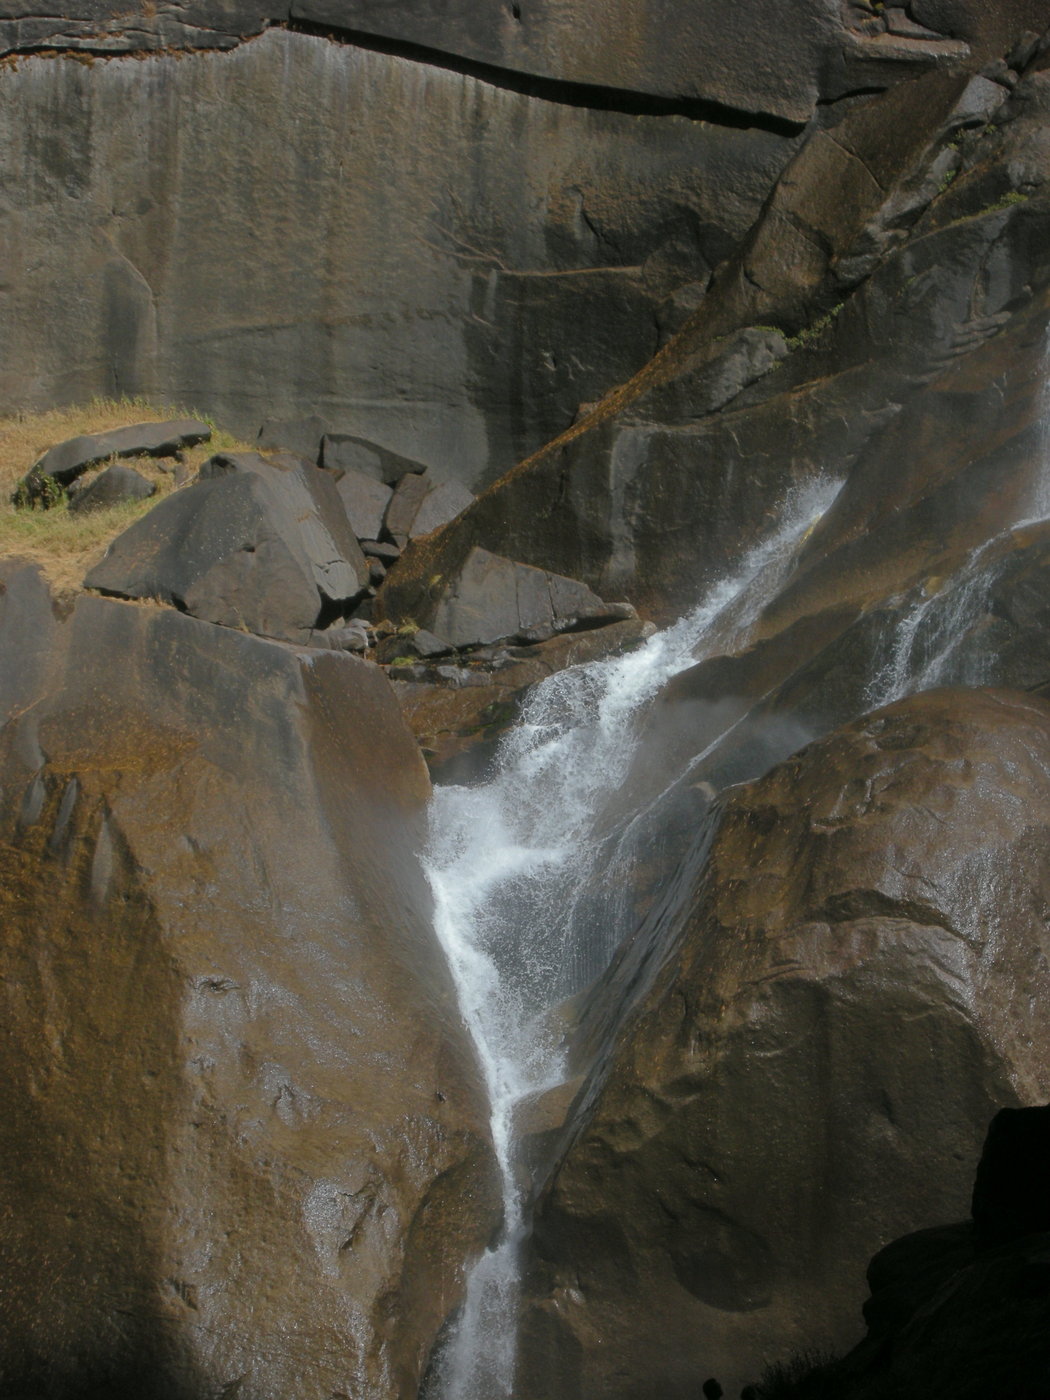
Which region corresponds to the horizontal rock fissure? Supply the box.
[280,18,808,134]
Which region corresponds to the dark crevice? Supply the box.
[314,591,366,629]
[280,19,807,135]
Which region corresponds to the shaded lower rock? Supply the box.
[747,1104,1050,1399]
[518,687,1050,1400]
[0,566,500,1400]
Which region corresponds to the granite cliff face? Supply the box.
[5,3,1050,1398]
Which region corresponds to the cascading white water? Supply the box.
[422,476,843,1400]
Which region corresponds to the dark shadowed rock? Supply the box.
[29,419,210,486]
[972,1105,1050,1248]
[757,1113,1050,1399]
[521,688,1050,1399]
[0,580,499,1400]
[68,463,156,513]
[335,468,393,541]
[85,455,370,642]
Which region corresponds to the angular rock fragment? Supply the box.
[361,539,401,563]
[68,464,156,513]
[86,452,369,642]
[334,468,393,541]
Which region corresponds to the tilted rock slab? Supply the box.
[86,451,370,642]
[0,559,499,1399]
[29,418,211,485]
[414,545,634,649]
[520,688,1050,1399]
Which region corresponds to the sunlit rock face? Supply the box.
[522,687,1050,1400]
[0,29,799,486]
[0,561,500,1400]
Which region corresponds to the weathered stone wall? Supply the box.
[0,29,799,485]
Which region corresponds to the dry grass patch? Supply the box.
[0,397,253,599]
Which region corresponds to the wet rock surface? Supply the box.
[521,688,1050,1399]
[0,568,499,1400]
[389,616,654,783]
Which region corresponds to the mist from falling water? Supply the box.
[422,476,843,1400]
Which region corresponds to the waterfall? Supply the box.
[421,475,843,1399]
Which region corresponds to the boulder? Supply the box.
[415,546,634,650]
[0,579,499,1400]
[14,420,211,507]
[68,463,156,513]
[86,453,370,642]
[521,688,1050,1399]
[335,468,394,541]
[256,414,328,459]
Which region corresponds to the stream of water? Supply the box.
[422,476,843,1399]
